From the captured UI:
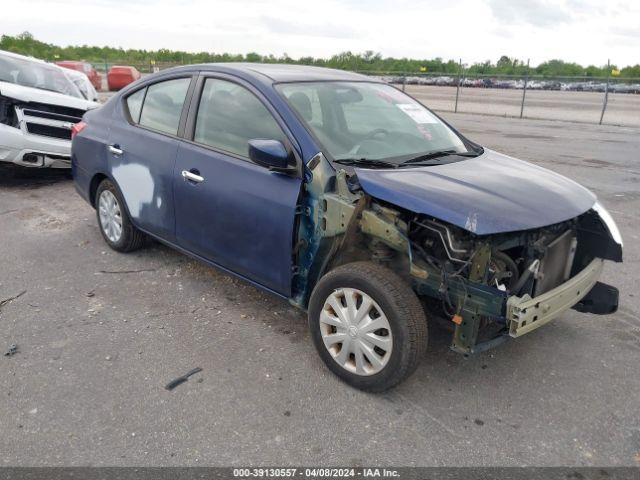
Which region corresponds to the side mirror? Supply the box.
[248,139,296,174]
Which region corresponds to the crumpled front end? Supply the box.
[1,90,91,168]
[293,154,622,355]
[402,204,621,354]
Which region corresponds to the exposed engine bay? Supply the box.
[292,153,622,354]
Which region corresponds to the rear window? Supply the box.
[138,78,190,135]
[126,88,145,123]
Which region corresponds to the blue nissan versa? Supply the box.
[71,64,622,391]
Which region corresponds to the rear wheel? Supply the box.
[95,179,145,252]
[308,262,428,392]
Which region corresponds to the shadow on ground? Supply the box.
[0,165,72,189]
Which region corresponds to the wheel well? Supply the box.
[89,173,108,208]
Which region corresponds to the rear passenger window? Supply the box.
[194,78,286,158]
[126,88,145,123]
[139,78,190,135]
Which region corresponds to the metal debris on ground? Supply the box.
[0,290,26,312]
[97,268,156,274]
[165,367,203,391]
[4,344,18,356]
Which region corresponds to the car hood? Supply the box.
[0,80,99,110]
[355,149,596,235]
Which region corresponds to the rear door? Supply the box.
[107,75,194,242]
[173,75,302,296]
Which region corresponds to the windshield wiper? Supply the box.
[400,150,480,166]
[334,158,398,169]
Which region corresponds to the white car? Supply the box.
[60,67,99,102]
[0,50,99,169]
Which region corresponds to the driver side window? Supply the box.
[194,78,287,158]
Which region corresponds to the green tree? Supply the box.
[1,33,636,78]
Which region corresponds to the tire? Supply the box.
[308,261,428,392]
[95,179,145,252]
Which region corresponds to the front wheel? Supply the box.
[308,262,428,392]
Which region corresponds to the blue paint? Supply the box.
[173,140,301,296]
[248,139,290,169]
[355,149,596,235]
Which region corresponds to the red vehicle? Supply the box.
[107,65,141,91]
[56,60,102,91]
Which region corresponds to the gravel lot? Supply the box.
[0,112,639,467]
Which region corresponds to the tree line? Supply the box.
[2,32,639,79]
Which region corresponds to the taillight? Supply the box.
[71,121,87,140]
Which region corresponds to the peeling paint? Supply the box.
[112,163,155,218]
[465,212,478,233]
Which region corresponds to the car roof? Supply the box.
[171,63,371,83]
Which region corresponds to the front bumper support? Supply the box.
[506,258,604,337]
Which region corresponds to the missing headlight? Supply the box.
[0,95,19,128]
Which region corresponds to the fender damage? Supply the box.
[292,153,622,354]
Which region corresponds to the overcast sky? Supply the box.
[3,0,639,67]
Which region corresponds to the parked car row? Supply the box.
[385,75,640,93]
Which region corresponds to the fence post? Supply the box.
[402,75,406,92]
[520,58,530,119]
[599,59,610,125]
[454,58,462,113]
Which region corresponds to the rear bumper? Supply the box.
[506,258,604,337]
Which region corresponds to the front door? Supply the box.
[173,76,302,296]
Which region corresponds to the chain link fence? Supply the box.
[93,60,640,127]
[363,71,640,127]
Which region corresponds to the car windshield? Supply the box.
[70,76,91,100]
[277,81,472,166]
[0,52,83,99]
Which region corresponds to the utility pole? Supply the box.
[520,58,530,119]
[599,59,611,125]
[454,58,462,113]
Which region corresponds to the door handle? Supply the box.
[108,144,123,156]
[181,169,204,183]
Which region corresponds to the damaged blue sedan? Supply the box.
[71,64,623,391]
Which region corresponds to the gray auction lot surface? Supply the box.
[1,113,639,466]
